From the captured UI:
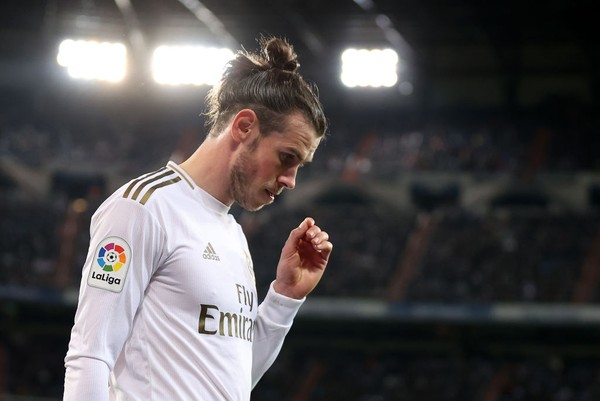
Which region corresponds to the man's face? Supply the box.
[230,112,320,211]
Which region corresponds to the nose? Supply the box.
[277,166,297,190]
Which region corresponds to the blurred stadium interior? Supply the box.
[1,0,600,400]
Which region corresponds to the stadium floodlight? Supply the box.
[57,39,127,82]
[152,46,234,86]
[340,48,399,88]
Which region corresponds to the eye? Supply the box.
[280,152,298,166]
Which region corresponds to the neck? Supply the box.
[179,135,234,206]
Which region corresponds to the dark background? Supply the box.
[1,0,599,400]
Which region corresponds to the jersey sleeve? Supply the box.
[64,196,166,401]
[251,281,305,388]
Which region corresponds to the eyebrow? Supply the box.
[285,147,314,164]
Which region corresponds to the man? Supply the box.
[63,36,332,400]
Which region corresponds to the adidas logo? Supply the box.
[203,242,220,261]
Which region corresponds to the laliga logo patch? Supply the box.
[97,242,127,272]
[88,236,131,292]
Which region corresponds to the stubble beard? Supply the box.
[230,149,263,212]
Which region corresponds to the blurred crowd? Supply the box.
[404,209,600,304]
[252,347,600,401]
[2,105,600,179]
[2,106,600,400]
[2,105,599,299]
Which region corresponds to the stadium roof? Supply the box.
[0,0,597,113]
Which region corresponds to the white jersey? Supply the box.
[64,161,304,401]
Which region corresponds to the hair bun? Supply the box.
[261,36,300,72]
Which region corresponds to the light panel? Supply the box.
[57,39,127,82]
[152,46,234,86]
[341,48,399,88]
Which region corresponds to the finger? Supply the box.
[314,239,333,257]
[283,218,315,255]
[305,225,322,241]
[310,231,329,247]
[288,217,315,242]
[304,217,315,228]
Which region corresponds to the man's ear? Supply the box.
[230,109,258,143]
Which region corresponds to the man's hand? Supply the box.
[273,217,332,299]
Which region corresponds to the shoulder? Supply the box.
[120,165,188,206]
[92,164,192,226]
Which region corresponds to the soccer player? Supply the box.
[63,36,332,400]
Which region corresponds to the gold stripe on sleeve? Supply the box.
[131,170,175,201]
[140,177,182,205]
[123,167,167,199]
